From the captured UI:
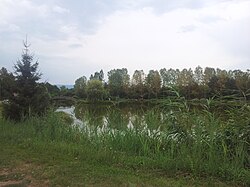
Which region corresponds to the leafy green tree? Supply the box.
[0,67,16,100]
[131,70,146,99]
[194,66,204,85]
[86,79,106,101]
[177,68,194,87]
[176,68,196,99]
[233,70,250,99]
[216,68,229,95]
[145,70,161,98]
[108,68,130,98]
[208,75,220,96]
[58,86,74,97]
[200,67,215,97]
[43,82,60,97]
[3,39,50,121]
[90,70,104,81]
[204,67,216,85]
[160,68,170,88]
[59,86,67,96]
[74,76,87,98]
[160,68,178,88]
[224,77,238,96]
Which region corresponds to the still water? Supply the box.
[56,101,249,143]
[56,103,167,132]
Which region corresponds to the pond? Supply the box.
[56,99,250,139]
[56,102,169,133]
[54,100,250,154]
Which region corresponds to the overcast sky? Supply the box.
[0,0,250,84]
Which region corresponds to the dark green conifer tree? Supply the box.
[3,38,50,120]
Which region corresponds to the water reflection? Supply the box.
[58,103,163,132]
[56,106,83,126]
[56,101,250,147]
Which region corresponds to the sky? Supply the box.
[0,0,250,84]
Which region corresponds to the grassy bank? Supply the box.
[0,100,249,186]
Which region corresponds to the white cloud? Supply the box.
[0,21,20,32]
[60,24,78,35]
[179,25,197,33]
[0,0,49,20]
[52,5,70,14]
[78,5,240,75]
[196,0,250,69]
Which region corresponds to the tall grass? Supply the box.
[0,99,249,185]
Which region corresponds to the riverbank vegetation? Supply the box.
[0,98,249,186]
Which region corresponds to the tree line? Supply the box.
[72,67,250,101]
[2,65,250,104]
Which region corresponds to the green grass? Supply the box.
[0,141,244,187]
[0,102,2,119]
[0,100,249,186]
